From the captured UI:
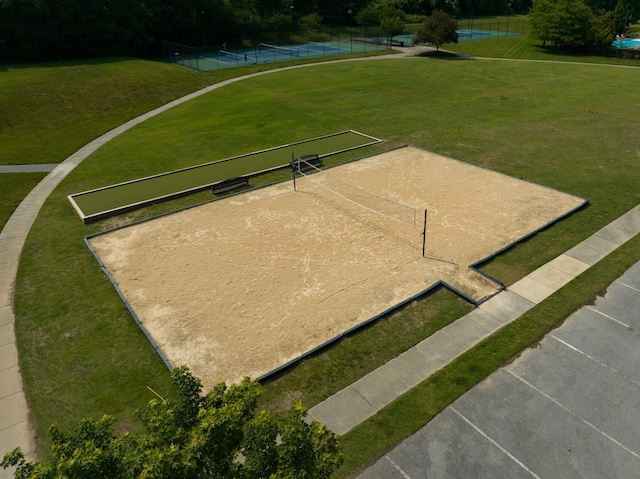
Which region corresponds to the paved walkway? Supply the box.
[307,206,640,433]
[1,49,638,478]
[0,165,59,173]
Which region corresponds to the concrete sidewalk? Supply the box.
[308,205,640,434]
[0,165,59,173]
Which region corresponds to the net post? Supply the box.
[422,208,427,257]
[291,152,297,191]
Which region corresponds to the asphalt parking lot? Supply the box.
[358,261,640,479]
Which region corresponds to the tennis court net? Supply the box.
[219,50,242,60]
[259,43,300,57]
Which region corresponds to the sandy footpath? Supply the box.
[89,147,585,388]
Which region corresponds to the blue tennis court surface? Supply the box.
[193,41,382,71]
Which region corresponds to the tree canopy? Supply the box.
[413,10,458,50]
[529,0,614,48]
[381,15,407,42]
[0,0,534,62]
[2,367,343,479]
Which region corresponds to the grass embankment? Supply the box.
[446,28,640,67]
[3,42,640,470]
[0,52,390,167]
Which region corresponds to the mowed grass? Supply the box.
[446,29,640,66]
[0,58,214,166]
[0,53,387,166]
[4,50,640,472]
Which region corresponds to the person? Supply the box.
[223,42,227,50]
[244,52,248,62]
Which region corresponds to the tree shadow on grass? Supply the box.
[417,50,468,59]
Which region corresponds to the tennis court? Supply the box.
[87,146,586,389]
[69,130,380,223]
[192,40,384,71]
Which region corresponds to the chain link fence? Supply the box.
[162,24,393,72]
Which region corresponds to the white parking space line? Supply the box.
[586,306,631,328]
[550,335,612,369]
[506,370,640,460]
[550,334,640,389]
[385,457,413,479]
[620,282,640,294]
[450,407,542,479]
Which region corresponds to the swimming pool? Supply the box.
[613,38,640,49]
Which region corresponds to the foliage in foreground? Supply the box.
[1,367,342,479]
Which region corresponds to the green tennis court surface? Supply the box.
[69,130,381,223]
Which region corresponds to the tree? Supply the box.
[356,5,382,24]
[529,0,595,48]
[380,15,406,43]
[413,9,458,50]
[2,367,343,479]
[299,12,324,40]
[589,9,616,45]
[529,0,556,46]
[234,9,263,44]
[613,0,634,33]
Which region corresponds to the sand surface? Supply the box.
[89,147,585,388]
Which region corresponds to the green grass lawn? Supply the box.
[446,31,640,67]
[0,53,387,167]
[4,46,640,475]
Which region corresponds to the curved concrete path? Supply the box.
[1,49,638,477]
[0,48,417,476]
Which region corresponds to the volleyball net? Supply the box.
[292,157,426,253]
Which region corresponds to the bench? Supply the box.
[211,176,250,194]
[290,154,323,172]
